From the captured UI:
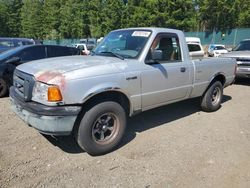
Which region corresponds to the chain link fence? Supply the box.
[43,28,250,47]
[185,28,250,46]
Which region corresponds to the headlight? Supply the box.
[32,82,63,103]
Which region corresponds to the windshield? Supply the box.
[233,40,250,51]
[214,46,225,50]
[93,29,152,59]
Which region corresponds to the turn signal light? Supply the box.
[48,86,63,102]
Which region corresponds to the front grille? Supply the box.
[13,70,35,101]
[236,57,250,67]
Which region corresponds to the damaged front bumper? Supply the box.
[10,87,81,135]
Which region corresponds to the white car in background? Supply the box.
[186,37,205,59]
[74,43,90,55]
[208,44,228,57]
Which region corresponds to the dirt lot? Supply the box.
[0,80,250,188]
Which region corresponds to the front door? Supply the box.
[141,33,192,109]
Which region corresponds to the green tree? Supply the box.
[101,0,125,34]
[88,0,106,37]
[123,0,196,31]
[43,0,63,39]
[0,0,22,37]
[198,0,238,31]
[237,0,250,27]
[0,2,8,36]
[7,0,22,37]
[164,0,196,31]
[21,0,44,39]
[59,0,90,38]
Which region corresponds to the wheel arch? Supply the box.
[202,72,226,97]
[82,88,131,115]
[209,72,226,86]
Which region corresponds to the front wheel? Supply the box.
[75,101,126,156]
[201,81,223,112]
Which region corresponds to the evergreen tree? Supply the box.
[21,0,44,39]
[0,2,8,36]
[237,0,250,27]
[198,0,238,31]
[101,0,125,35]
[0,0,250,38]
[43,0,63,39]
[88,0,105,37]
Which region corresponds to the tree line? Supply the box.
[0,0,249,39]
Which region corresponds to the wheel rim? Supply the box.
[92,113,119,144]
[211,87,221,105]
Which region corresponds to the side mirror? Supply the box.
[227,48,232,52]
[6,57,21,65]
[146,50,162,64]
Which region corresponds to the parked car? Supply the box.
[0,45,80,97]
[186,37,201,44]
[208,44,228,57]
[0,37,41,54]
[74,43,90,55]
[10,28,236,156]
[222,39,250,78]
[79,39,96,51]
[86,40,96,51]
[186,37,205,59]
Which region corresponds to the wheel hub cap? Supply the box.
[92,113,118,144]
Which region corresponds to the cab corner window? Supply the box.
[148,34,182,63]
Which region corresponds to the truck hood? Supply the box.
[16,55,125,84]
[221,51,250,59]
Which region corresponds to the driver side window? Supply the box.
[148,34,182,63]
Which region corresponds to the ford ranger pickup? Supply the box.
[10,28,236,155]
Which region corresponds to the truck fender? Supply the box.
[81,84,133,115]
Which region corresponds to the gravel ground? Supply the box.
[0,80,250,188]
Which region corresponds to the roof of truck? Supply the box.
[113,27,183,33]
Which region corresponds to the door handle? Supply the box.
[126,76,138,80]
[180,67,186,72]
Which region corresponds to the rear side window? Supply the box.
[188,44,202,52]
[0,39,14,47]
[47,46,79,57]
[19,46,46,62]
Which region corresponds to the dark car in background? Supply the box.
[0,38,41,54]
[0,45,80,97]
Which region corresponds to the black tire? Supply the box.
[201,81,223,112]
[0,78,8,98]
[75,101,126,156]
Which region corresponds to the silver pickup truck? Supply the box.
[222,39,250,78]
[10,28,236,155]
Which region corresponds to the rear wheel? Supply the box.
[201,81,223,112]
[0,78,8,98]
[75,101,126,156]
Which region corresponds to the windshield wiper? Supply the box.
[99,51,124,60]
